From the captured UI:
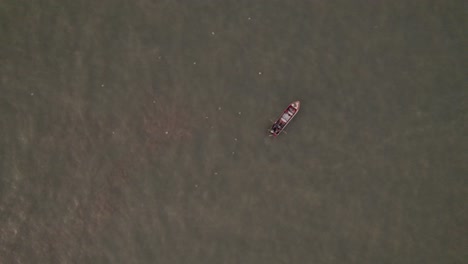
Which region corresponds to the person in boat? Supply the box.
[271,123,280,134]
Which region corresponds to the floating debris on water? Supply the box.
[101,84,105,87]
[248,17,252,20]
[165,131,169,135]
[211,32,215,35]
[218,107,221,110]
[205,116,209,119]
[30,92,34,96]
[238,112,241,115]
[193,61,197,65]
[214,172,218,175]
[234,138,237,141]
[258,71,262,75]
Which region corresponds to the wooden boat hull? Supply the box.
[269,101,300,137]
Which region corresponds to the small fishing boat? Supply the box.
[269,101,300,137]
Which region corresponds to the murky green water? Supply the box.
[1,1,466,263]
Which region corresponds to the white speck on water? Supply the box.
[153,100,156,103]
[193,61,197,65]
[248,17,251,20]
[158,56,161,60]
[214,172,218,175]
[238,112,241,115]
[234,138,237,141]
[101,84,104,87]
[232,152,235,155]
[218,107,221,110]
[258,71,262,75]
[205,116,209,119]
[30,92,34,96]
[195,184,198,188]
[211,31,215,35]
[112,131,115,134]
[165,131,169,135]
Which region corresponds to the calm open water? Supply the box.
[1,1,466,263]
